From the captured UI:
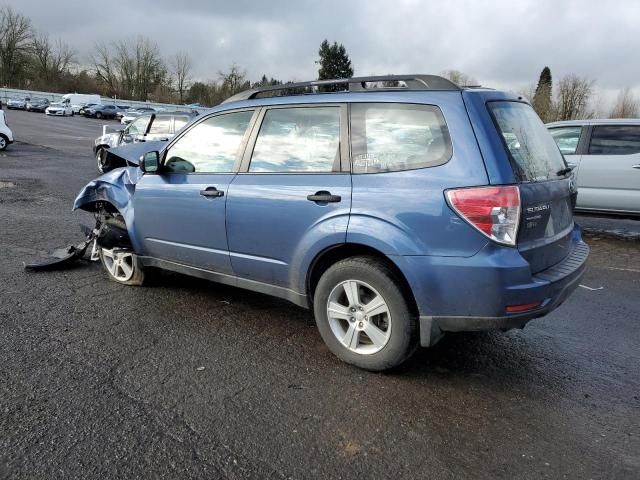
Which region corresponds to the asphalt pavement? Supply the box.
[1,109,638,479]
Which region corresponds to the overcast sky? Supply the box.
[9,0,640,96]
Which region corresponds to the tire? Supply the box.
[71,110,75,117]
[96,147,109,173]
[95,112,102,119]
[0,134,7,151]
[313,256,418,371]
[99,247,145,286]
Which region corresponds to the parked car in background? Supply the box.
[79,103,97,115]
[84,104,118,119]
[0,109,14,150]
[94,111,195,172]
[26,98,50,112]
[547,119,640,215]
[74,74,589,371]
[115,106,131,120]
[45,102,74,116]
[121,107,156,124]
[61,93,101,114]
[6,97,31,110]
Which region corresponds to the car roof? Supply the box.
[547,118,640,127]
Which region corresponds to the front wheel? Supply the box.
[0,134,8,151]
[95,112,102,119]
[96,148,109,173]
[99,247,145,285]
[313,256,418,371]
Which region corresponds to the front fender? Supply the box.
[73,167,143,250]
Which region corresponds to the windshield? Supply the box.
[489,101,567,182]
[50,103,62,107]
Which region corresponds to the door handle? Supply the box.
[632,164,640,169]
[307,191,341,203]
[200,187,224,198]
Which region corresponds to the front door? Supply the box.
[226,105,351,288]
[133,109,257,274]
[576,124,640,213]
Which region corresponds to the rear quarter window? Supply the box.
[350,103,452,173]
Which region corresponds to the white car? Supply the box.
[45,102,74,116]
[0,110,15,150]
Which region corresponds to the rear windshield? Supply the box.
[489,101,566,182]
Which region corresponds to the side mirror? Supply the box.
[140,151,160,173]
[122,134,133,143]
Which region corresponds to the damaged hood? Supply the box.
[105,140,167,167]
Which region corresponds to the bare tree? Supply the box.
[0,6,33,87]
[441,69,478,87]
[31,33,75,87]
[555,75,594,121]
[92,41,119,96]
[219,64,250,98]
[609,87,639,118]
[93,36,166,100]
[171,51,192,103]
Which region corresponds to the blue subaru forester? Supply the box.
[74,75,589,371]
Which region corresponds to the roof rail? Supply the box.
[222,74,460,103]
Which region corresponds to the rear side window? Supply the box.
[588,125,640,155]
[489,101,566,182]
[350,103,451,173]
[248,107,341,173]
[174,116,190,131]
[548,126,583,155]
[149,116,171,134]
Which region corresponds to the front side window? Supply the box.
[548,126,583,155]
[164,110,254,173]
[588,125,640,155]
[126,115,149,136]
[350,103,452,173]
[489,101,566,182]
[249,107,341,173]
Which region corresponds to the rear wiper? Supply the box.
[556,166,574,176]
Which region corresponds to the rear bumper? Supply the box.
[391,225,589,346]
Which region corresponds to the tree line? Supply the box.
[0,6,355,106]
[0,5,637,117]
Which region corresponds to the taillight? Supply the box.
[446,185,520,246]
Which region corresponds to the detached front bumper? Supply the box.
[392,225,589,346]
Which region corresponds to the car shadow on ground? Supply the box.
[139,266,575,391]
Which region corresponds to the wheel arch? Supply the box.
[306,243,419,317]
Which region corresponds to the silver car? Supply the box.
[547,119,640,215]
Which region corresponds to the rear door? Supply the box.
[225,104,351,287]
[574,124,640,213]
[489,101,575,273]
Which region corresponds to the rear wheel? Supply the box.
[313,256,418,371]
[0,134,7,151]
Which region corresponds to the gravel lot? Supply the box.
[1,109,639,479]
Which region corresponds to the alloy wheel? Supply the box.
[101,248,135,282]
[326,279,392,355]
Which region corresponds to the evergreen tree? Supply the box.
[317,40,354,91]
[532,66,553,122]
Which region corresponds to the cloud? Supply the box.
[9,0,640,93]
